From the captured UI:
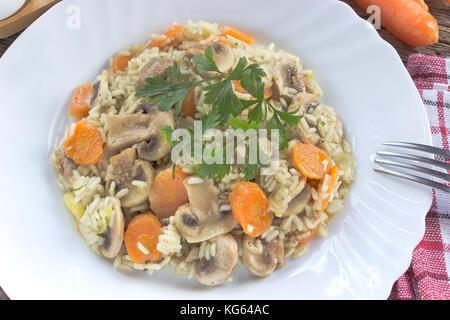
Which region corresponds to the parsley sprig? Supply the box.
[136,45,302,181]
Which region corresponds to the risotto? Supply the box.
[50,21,356,286]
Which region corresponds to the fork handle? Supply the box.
[384,141,450,159]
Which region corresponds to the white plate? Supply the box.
[0,0,432,299]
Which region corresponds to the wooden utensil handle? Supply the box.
[0,0,61,39]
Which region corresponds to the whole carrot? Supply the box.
[354,0,439,47]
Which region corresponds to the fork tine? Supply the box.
[374,158,450,182]
[377,151,450,171]
[374,166,450,193]
[383,141,450,159]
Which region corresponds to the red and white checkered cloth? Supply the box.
[389,54,450,300]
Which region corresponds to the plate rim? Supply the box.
[0,0,433,300]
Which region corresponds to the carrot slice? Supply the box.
[229,182,272,237]
[292,143,333,180]
[315,166,340,213]
[287,225,320,249]
[221,26,255,44]
[180,88,197,118]
[64,121,104,165]
[232,80,272,99]
[69,83,94,120]
[149,167,190,219]
[354,0,438,47]
[413,0,428,11]
[124,213,162,264]
[217,38,232,47]
[148,24,185,49]
[112,54,134,73]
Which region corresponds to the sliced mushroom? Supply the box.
[136,103,158,114]
[287,92,321,145]
[136,109,174,162]
[272,60,313,102]
[242,235,285,278]
[194,234,238,286]
[185,246,200,263]
[54,146,77,186]
[89,70,110,108]
[285,185,311,217]
[95,146,118,176]
[99,197,124,258]
[136,57,176,90]
[106,114,154,151]
[289,92,320,114]
[211,42,234,73]
[106,148,154,208]
[185,43,207,59]
[174,177,238,243]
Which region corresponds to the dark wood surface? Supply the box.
[341,0,450,64]
[0,0,448,300]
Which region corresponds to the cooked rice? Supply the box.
[51,20,356,284]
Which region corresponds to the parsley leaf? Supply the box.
[228,114,259,131]
[267,113,290,150]
[136,66,194,114]
[204,79,243,123]
[243,164,260,181]
[272,107,303,127]
[194,163,231,180]
[192,46,220,74]
[240,64,266,99]
[160,125,178,147]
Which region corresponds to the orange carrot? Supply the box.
[148,24,185,48]
[292,143,333,180]
[217,38,232,47]
[221,26,255,44]
[112,54,134,73]
[69,83,94,120]
[413,0,428,11]
[287,226,320,249]
[124,213,162,264]
[229,182,272,237]
[354,0,439,47]
[232,80,273,99]
[149,167,190,218]
[180,88,197,118]
[316,166,340,212]
[64,121,104,165]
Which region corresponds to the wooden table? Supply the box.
[0,0,448,300]
[341,0,450,64]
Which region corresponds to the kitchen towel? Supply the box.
[389,54,450,300]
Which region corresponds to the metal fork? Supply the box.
[374,141,450,193]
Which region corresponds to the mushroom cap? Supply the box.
[272,60,311,102]
[99,197,124,258]
[288,92,320,115]
[95,145,118,175]
[54,145,77,186]
[137,109,174,162]
[136,57,176,90]
[194,234,238,286]
[287,92,321,145]
[211,42,234,73]
[242,235,285,278]
[106,148,154,208]
[285,184,311,217]
[106,114,154,151]
[174,178,238,243]
[89,70,109,108]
